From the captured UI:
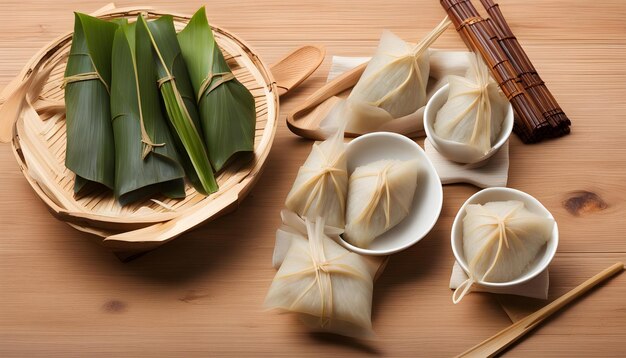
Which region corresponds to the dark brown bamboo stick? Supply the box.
[480,0,571,137]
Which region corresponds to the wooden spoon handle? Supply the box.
[287,61,367,121]
[458,262,624,358]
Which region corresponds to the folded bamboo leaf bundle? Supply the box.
[178,7,256,171]
[64,13,117,193]
[110,19,186,205]
[142,15,218,195]
[63,8,257,205]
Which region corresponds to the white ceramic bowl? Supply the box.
[338,132,443,256]
[424,84,514,165]
[451,187,559,288]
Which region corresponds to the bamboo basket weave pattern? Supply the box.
[4,5,278,251]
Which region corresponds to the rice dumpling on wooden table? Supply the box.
[0,0,625,357]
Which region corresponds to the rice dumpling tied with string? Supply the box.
[321,17,451,136]
[178,7,256,172]
[434,53,508,156]
[284,126,348,228]
[453,200,554,303]
[64,13,117,194]
[266,211,382,338]
[344,159,419,249]
[141,15,218,195]
[110,18,186,205]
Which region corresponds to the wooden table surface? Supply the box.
[1,1,625,356]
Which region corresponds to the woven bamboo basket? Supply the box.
[0,4,282,254]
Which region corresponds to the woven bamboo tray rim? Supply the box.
[7,5,279,241]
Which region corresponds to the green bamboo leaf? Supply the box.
[141,15,218,195]
[177,7,256,172]
[64,13,117,193]
[110,18,186,205]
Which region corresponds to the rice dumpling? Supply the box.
[177,7,256,172]
[285,126,348,228]
[142,15,218,195]
[266,211,380,338]
[321,18,451,136]
[344,159,419,248]
[434,53,508,155]
[110,19,185,205]
[64,13,117,193]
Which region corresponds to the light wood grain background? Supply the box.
[1,1,625,357]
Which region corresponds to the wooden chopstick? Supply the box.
[457,262,625,358]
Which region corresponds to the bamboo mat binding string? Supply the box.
[440,0,571,143]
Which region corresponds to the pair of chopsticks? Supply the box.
[458,262,624,357]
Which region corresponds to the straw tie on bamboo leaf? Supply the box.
[141,15,218,195]
[178,7,256,172]
[63,13,117,194]
[62,70,109,93]
[110,19,185,205]
[196,72,236,102]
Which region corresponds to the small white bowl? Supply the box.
[339,132,443,256]
[451,187,559,288]
[424,84,514,165]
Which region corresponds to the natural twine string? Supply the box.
[196,72,235,103]
[157,75,176,89]
[61,53,110,94]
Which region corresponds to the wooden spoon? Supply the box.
[457,262,625,358]
[270,45,326,97]
[286,62,367,140]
